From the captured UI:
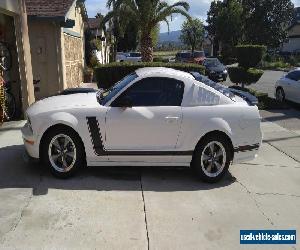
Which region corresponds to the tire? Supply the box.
[41,127,85,178]
[276,88,285,102]
[191,134,232,183]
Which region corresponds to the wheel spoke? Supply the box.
[65,151,74,159]
[202,153,210,161]
[62,156,68,168]
[63,137,70,148]
[215,149,223,159]
[214,161,222,170]
[206,162,213,173]
[52,140,61,150]
[209,143,215,154]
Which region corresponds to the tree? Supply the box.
[206,0,243,60]
[180,18,204,54]
[104,0,190,62]
[216,0,243,59]
[242,0,294,48]
[206,0,223,56]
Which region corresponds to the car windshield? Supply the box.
[190,72,235,100]
[204,58,221,67]
[97,73,138,105]
[193,51,205,57]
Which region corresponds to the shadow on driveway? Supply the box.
[0,145,236,195]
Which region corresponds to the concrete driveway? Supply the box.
[0,121,299,250]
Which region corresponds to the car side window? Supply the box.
[112,77,184,107]
[286,71,300,81]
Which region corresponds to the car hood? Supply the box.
[26,92,99,116]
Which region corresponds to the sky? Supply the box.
[85,0,300,33]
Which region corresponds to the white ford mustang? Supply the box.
[22,67,262,182]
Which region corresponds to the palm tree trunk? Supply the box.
[141,33,153,62]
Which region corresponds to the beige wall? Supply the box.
[28,20,60,99]
[63,2,84,88]
[64,33,83,88]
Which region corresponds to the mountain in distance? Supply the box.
[158,30,182,45]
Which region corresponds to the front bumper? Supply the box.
[21,122,39,159]
[233,144,260,164]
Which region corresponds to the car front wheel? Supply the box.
[42,127,85,178]
[192,135,231,183]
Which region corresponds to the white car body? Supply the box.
[22,67,262,171]
[275,68,300,104]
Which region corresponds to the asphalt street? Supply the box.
[0,120,299,250]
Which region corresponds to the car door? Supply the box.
[104,77,184,163]
[284,71,299,101]
[288,71,300,103]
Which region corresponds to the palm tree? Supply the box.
[104,0,190,62]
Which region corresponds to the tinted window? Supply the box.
[286,71,300,81]
[113,77,184,107]
[99,73,138,105]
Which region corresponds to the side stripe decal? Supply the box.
[234,144,260,153]
[86,117,105,156]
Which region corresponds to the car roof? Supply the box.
[135,67,194,80]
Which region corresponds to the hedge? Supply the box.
[228,67,264,85]
[94,62,205,89]
[236,45,266,68]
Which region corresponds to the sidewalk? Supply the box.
[261,119,300,162]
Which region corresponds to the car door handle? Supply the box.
[165,116,179,123]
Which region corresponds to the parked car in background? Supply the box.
[175,51,206,64]
[22,67,262,183]
[203,58,228,82]
[275,68,300,104]
[116,52,142,62]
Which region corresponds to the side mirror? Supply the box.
[112,96,133,108]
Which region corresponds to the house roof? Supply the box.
[88,18,101,29]
[25,0,75,17]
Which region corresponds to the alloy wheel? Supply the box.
[201,141,226,178]
[48,134,77,173]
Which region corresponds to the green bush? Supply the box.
[94,62,205,89]
[236,45,266,68]
[228,67,264,85]
[153,57,169,63]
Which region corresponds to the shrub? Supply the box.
[94,62,205,89]
[236,45,266,68]
[153,57,169,63]
[228,67,264,86]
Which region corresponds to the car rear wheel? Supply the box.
[276,88,285,102]
[42,127,85,178]
[192,135,231,183]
